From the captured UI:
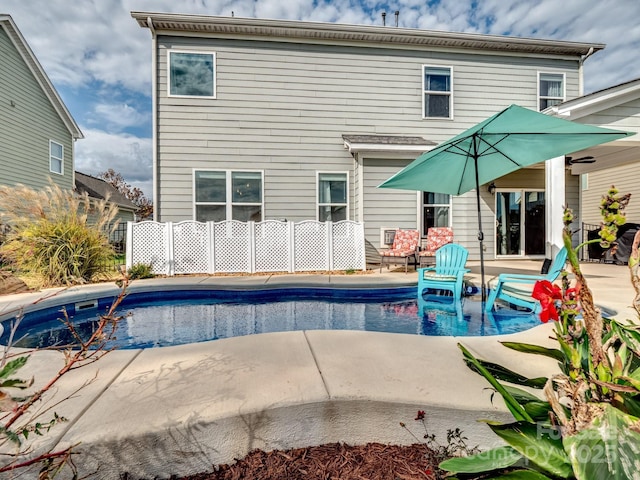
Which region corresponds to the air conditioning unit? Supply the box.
[380,227,399,247]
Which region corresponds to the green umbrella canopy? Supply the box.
[379,104,633,302]
[379,104,634,195]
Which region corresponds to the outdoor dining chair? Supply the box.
[418,227,454,268]
[379,229,420,273]
[417,243,470,299]
[484,247,568,313]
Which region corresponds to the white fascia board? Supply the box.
[547,81,640,120]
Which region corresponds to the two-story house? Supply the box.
[133,11,607,261]
[0,14,83,193]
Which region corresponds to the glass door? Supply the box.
[495,190,545,257]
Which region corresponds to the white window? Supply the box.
[422,192,451,236]
[423,65,452,118]
[168,50,216,98]
[194,170,263,222]
[539,72,565,110]
[317,172,348,221]
[49,141,63,174]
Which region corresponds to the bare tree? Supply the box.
[98,169,153,220]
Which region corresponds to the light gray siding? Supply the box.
[577,100,640,226]
[582,166,640,224]
[153,34,584,258]
[574,98,640,130]
[0,26,74,191]
[362,158,416,249]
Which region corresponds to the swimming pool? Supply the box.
[1,287,541,349]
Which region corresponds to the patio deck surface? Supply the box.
[0,260,635,479]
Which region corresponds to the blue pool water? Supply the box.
[1,288,541,349]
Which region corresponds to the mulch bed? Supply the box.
[180,443,449,480]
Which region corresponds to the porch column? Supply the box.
[545,156,565,257]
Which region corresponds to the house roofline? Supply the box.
[545,77,640,119]
[0,14,83,140]
[131,11,604,57]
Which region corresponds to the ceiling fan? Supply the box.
[566,155,596,164]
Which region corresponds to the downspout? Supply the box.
[578,47,595,96]
[147,16,159,221]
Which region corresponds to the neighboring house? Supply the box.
[546,78,640,229]
[0,14,83,193]
[74,171,138,223]
[75,171,137,252]
[133,11,610,261]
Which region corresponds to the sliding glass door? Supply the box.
[495,190,545,257]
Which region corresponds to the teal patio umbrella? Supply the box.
[379,104,633,300]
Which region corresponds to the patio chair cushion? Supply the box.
[381,229,420,257]
[419,227,454,257]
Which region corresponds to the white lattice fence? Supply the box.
[214,221,251,273]
[128,221,171,274]
[255,221,291,272]
[127,220,365,275]
[332,221,366,271]
[173,221,209,274]
[294,221,329,271]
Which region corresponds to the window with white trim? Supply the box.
[422,192,450,235]
[49,141,63,174]
[539,72,565,110]
[423,66,452,118]
[317,172,348,221]
[194,170,262,222]
[169,50,216,98]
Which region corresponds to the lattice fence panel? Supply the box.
[255,221,290,272]
[213,221,251,272]
[332,221,366,271]
[293,221,328,271]
[173,221,209,274]
[130,222,169,274]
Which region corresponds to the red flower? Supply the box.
[415,410,425,420]
[532,280,562,323]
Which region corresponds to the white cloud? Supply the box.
[90,102,149,132]
[75,129,153,199]
[3,0,640,204]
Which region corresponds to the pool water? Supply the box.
[1,288,541,349]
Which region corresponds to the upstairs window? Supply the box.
[49,141,63,174]
[194,170,263,222]
[318,172,348,221]
[423,66,452,118]
[169,51,216,98]
[539,72,565,110]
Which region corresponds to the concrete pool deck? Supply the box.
[0,260,636,479]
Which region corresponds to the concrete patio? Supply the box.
[0,260,636,479]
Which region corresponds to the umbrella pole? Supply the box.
[473,151,487,302]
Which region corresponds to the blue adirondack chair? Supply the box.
[417,243,470,299]
[485,247,568,313]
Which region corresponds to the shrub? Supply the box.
[127,262,154,279]
[0,182,118,286]
[441,186,640,479]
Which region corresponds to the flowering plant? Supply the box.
[440,187,640,479]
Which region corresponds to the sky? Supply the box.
[3,0,640,200]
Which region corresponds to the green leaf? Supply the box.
[439,446,521,473]
[0,356,29,379]
[564,404,640,480]
[501,342,565,362]
[611,321,640,356]
[466,358,548,389]
[503,386,552,421]
[485,470,554,479]
[0,377,33,389]
[458,344,534,422]
[490,422,573,478]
